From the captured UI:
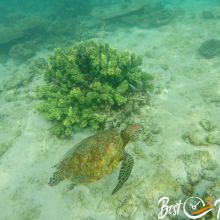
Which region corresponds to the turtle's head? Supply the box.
[120,123,143,144]
[48,171,62,186]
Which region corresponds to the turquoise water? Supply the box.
[0,0,220,219]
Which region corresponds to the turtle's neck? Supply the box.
[121,130,131,147]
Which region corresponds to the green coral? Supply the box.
[37,41,153,138]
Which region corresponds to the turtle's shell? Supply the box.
[55,129,124,183]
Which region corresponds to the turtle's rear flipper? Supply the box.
[112,152,134,194]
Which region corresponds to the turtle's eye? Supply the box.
[132,126,143,139]
[137,125,144,134]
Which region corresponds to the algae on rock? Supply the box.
[178,150,217,185]
[182,119,220,147]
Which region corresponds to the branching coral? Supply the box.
[36,41,153,138]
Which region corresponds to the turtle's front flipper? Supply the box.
[112,152,134,194]
[48,171,62,186]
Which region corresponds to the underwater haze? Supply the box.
[0,0,220,219]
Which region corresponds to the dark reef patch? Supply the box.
[198,39,220,59]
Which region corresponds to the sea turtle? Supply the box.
[48,123,142,194]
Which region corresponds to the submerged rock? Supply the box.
[183,120,220,147]
[0,141,13,157]
[90,0,149,20]
[9,41,36,61]
[199,119,216,132]
[201,10,216,19]
[0,26,24,46]
[206,132,220,146]
[198,39,220,59]
[182,131,209,146]
[178,151,217,184]
[116,195,139,220]
[91,1,175,29]
[4,70,35,91]
[201,6,220,20]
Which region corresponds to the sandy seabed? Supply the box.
[0,5,220,220]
